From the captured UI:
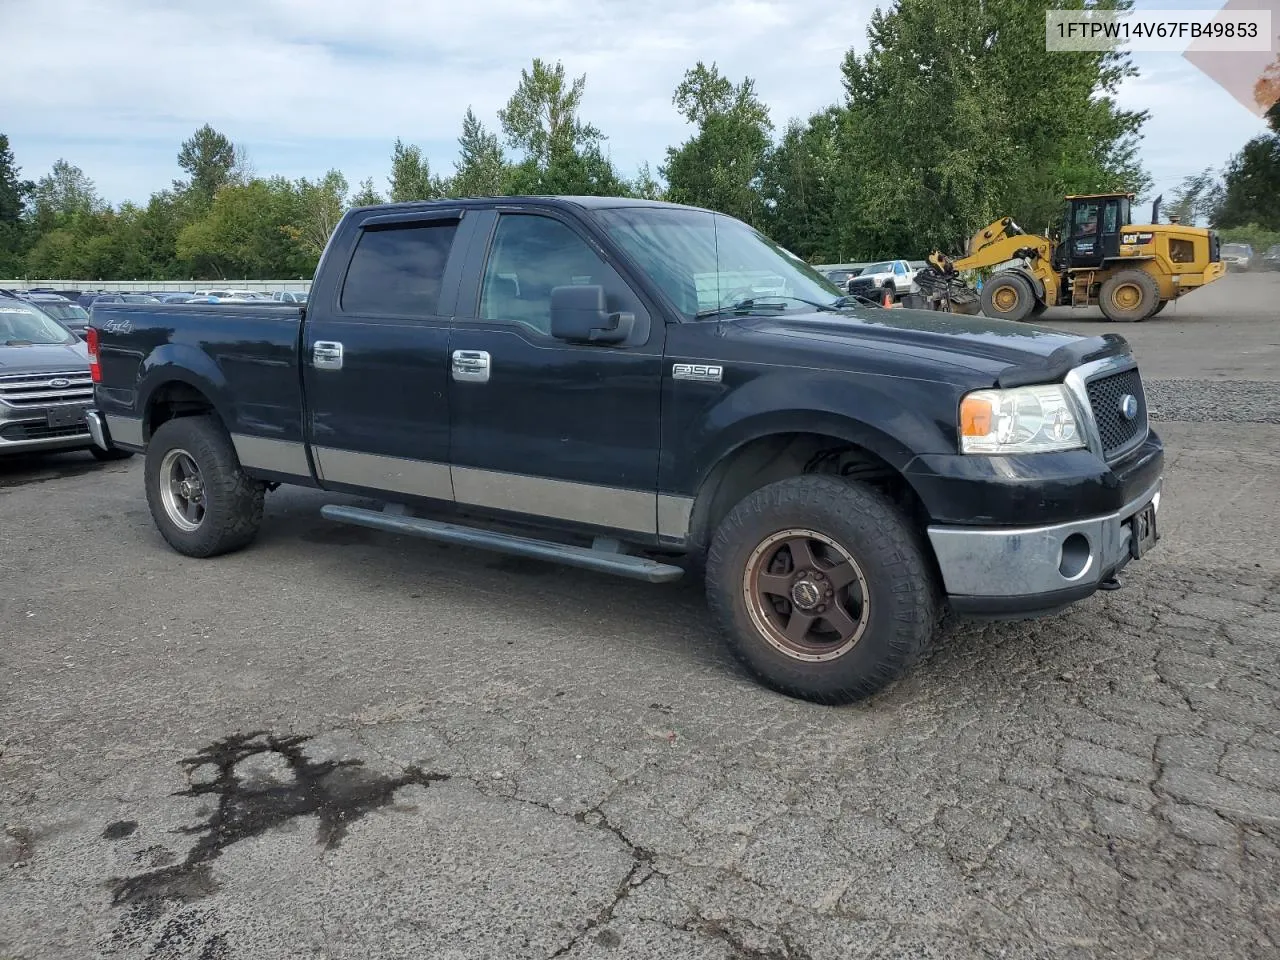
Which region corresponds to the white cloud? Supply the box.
[0,0,1271,206]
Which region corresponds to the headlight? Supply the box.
[959,384,1084,454]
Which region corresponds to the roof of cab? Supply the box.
[350,195,712,215]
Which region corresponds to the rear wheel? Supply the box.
[1099,270,1160,322]
[980,273,1035,322]
[144,415,265,557]
[705,475,939,704]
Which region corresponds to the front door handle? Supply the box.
[313,341,344,370]
[452,349,490,383]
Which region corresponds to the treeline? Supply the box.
[0,0,1274,281]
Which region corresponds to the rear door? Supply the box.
[446,206,666,538]
[302,208,474,502]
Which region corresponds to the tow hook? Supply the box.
[1098,576,1123,591]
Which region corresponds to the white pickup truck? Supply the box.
[843,259,918,301]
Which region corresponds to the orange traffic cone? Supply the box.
[882,288,897,308]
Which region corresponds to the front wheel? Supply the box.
[980,273,1036,322]
[144,415,265,558]
[705,475,940,704]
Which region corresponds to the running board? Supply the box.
[319,505,684,584]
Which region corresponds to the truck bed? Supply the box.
[92,302,306,460]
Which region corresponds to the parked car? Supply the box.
[88,195,1163,704]
[1261,244,1280,271]
[272,291,309,303]
[152,293,199,303]
[844,259,919,300]
[16,293,92,337]
[1221,242,1254,271]
[0,294,131,460]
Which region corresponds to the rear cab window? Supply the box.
[341,220,460,317]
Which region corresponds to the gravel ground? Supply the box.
[2,273,1278,960]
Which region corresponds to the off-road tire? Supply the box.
[144,415,265,558]
[705,475,940,704]
[1152,299,1169,316]
[1099,269,1160,322]
[980,273,1036,322]
[90,446,133,461]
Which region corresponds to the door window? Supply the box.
[1103,200,1120,234]
[341,220,459,317]
[477,214,642,336]
[1073,202,1101,237]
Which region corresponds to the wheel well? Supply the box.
[687,432,923,551]
[145,381,216,440]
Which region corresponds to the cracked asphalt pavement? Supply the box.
[3,273,1279,959]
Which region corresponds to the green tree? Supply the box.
[631,162,664,200]
[31,159,102,232]
[451,107,506,197]
[497,59,628,196]
[0,134,33,275]
[285,169,348,258]
[1216,135,1280,231]
[1167,167,1225,226]
[661,62,773,226]
[760,109,844,261]
[830,0,1147,259]
[176,178,306,279]
[388,138,445,202]
[175,124,240,207]
[351,177,383,207]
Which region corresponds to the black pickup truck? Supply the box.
[87,196,1163,703]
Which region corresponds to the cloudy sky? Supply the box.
[1,0,1272,209]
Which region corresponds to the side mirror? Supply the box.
[549,284,633,344]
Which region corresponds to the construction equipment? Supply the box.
[916,193,1226,322]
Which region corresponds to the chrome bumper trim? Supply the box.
[927,478,1162,599]
[86,409,110,451]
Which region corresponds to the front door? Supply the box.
[447,208,665,538]
[302,209,471,502]
[1067,197,1124,269]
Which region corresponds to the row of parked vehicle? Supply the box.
[818,260,927,302]
[1221,243,1280,272]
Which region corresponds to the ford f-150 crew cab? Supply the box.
[87,196,1163,704]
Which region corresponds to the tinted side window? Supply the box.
[342,221,459,317]
[478,214,641,336]
[1103,200,1119,234]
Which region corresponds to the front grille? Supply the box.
[846,278,876,293]
[0,421,90,441]
[0,370,94,408]
[1086,368,1147,459]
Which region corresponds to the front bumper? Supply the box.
[928,477,1161,618]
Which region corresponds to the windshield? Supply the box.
[38,303,90,324]
[860,262,894,275]
[0,303,75,344]
[1222,244,1251,255]
[595,207,843,318]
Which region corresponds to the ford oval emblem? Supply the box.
[49,378,71,388]
[1119,394,1139,421]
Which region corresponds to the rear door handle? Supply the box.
[313,341,344,370]
[452,349,490,383]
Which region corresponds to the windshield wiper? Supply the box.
[3,339,35,346]
[695,295,841,319]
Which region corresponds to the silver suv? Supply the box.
[0,298,131,460]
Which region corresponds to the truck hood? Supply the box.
[734,307,1126,384]
[0,340,90,375]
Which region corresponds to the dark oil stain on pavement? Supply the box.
[103,820,138,840]
[107,731,448,905]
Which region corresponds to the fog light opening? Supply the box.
[1059,533,1093,581]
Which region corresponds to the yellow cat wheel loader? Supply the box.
[916,193,1227,322]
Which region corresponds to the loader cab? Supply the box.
[1059,193,1131,269]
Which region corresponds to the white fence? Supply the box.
[0,279,312,293]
